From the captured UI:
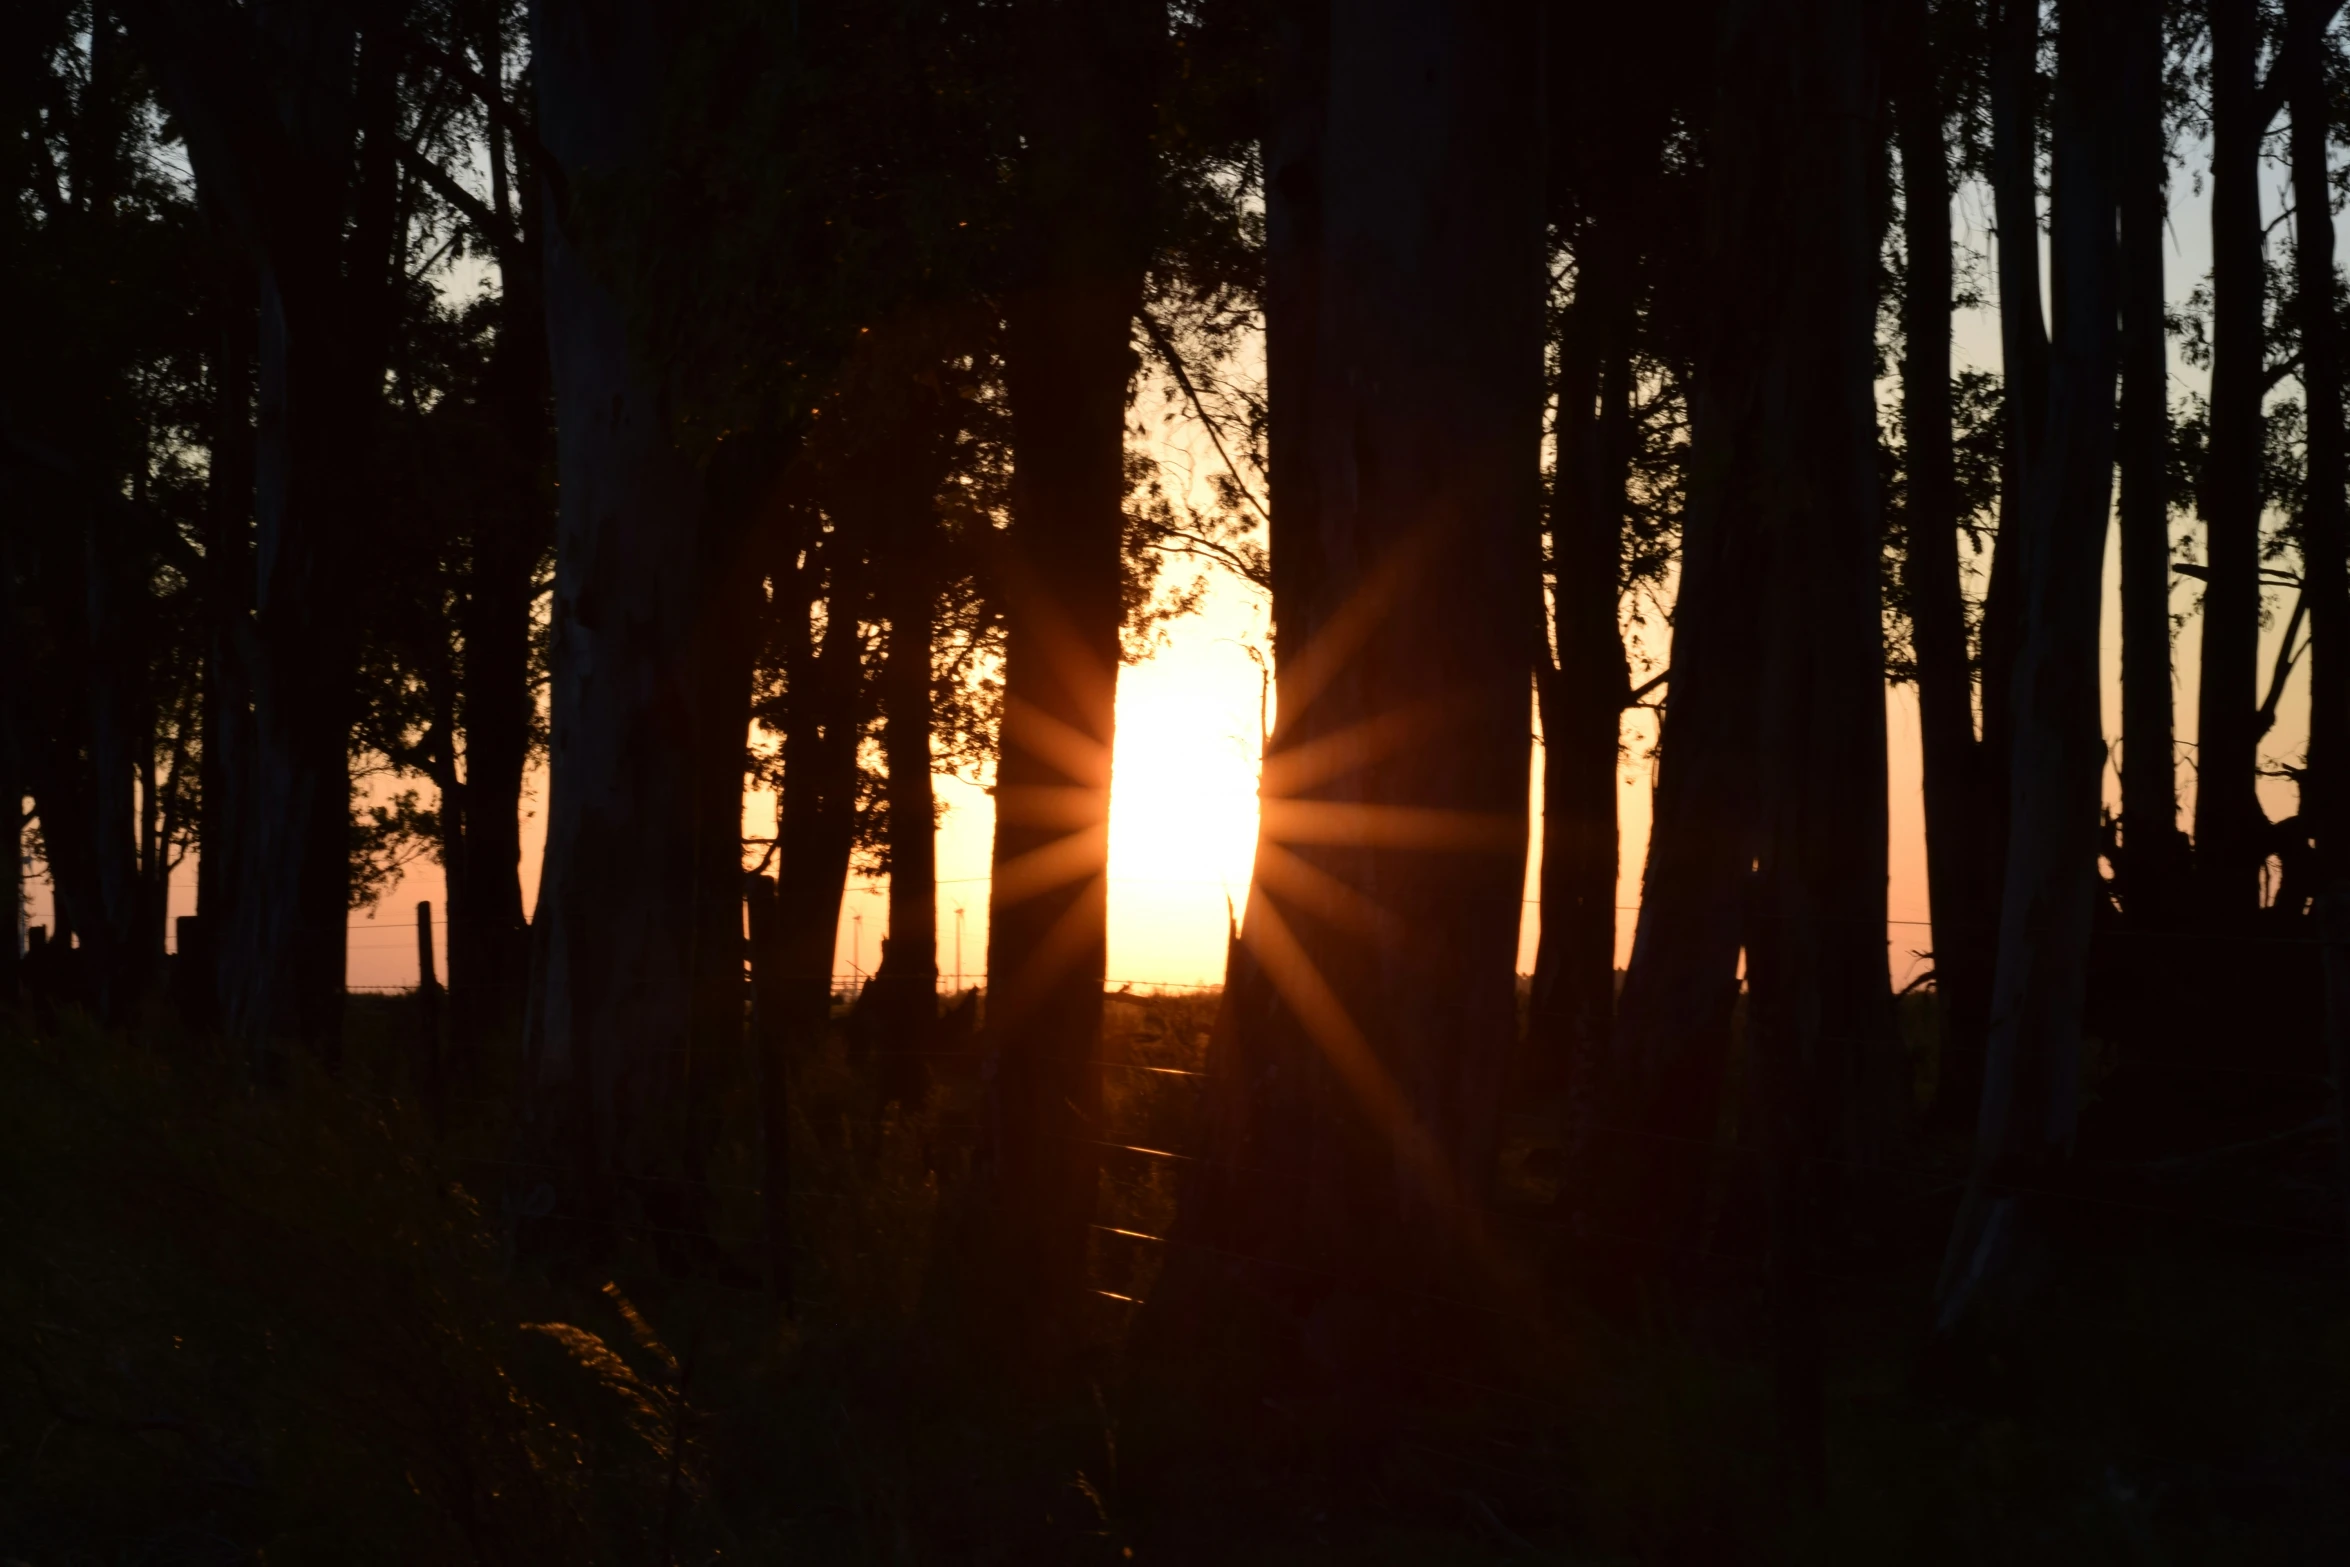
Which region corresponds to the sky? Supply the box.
[47,131,2334,997]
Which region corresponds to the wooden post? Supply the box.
[174,914,214,1030]
[416,901,442,1129]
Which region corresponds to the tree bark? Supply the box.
[772,526,866,1197]
[1729,0,1891,1497]
[981,0,1158,1357]
[2292,0,2349,876]
[445,150,544,1061]
[1900,0,1998,1096]
[522,0,715,1257]
[1976,0,2049,906]
[1938,0,2121,1334]
[194,214,253,1033]
[2195,0,2271,923]
[126,0,409,1065]
[1147,0,1542,1392]
[875,508,940,1106]
[1532,18,1653,1127]
[2117,0,2182,915]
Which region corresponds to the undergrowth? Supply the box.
[2,991,2348,1563]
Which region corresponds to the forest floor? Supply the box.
[2,989,2347,1563]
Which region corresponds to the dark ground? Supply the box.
[3,980,2347,1563]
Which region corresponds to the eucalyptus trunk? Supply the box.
[1532,32,1644,1131]
[2117,0,2181,915]
[446,173,544,1058]
[2291,0,2349,875]
[126,1,409,1064]
[1977,0,2049,886]
[981,0,1159,1356]
[876,523,940,1106]
[2194,0,2271,923]
[1900,0,1997,1104]
[1147,0,1542,1394]
[1938,0,2121,1334]
[522,0,715,1257]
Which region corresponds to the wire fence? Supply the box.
[348,971,2349,1326]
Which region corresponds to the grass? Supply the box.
[2,988,2347,1562]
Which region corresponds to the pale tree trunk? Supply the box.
[1147,0,1542,1397]
[981,0,1158,1357]
[2194,0,2271,923]
[1938,0,2122,1335]
[522,0,714,1259]
[1900,0,1998,1104]
[2117,0,2182,915]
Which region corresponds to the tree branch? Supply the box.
[1138,307,1269,527]
[396,141,518,269]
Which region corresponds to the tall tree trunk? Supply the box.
[1533,24,1651,1126]
[0,536,20,1007]
[2117,0,2182,915]
[1730,0,1890,1497]
[2195,0,2271,922]
[876,511,940,1106]
[1146,0,1542,1394]
[446,231,544,1059]
[1901,0,1998,1098]
[128,2,408,1066]
[86,507,146,1020]
[2292,0,2348,879]
[194,216,253,1032]
[1938,0,2121,1334]
[522,0,714,1257]
[1533,275,1630,1114]
[1978,0,2049,900]
[746,525,871,1304]
[682,439,776,1184]
[981,0,1158,1356]
[1607,138,1773,1257]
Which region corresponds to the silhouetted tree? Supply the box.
[124,0,412,1063]
[1532,9,1667,1170]
[2116,0,2185,915]
[1939,0,2123,1335]
[2194,0,2278,923]
[1900,0,2001,1114]
[1150,0,1542,1404]
[519,0,720,1254]
[980,0,1166,1357]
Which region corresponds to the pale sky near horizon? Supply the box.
[51,133,2334,996]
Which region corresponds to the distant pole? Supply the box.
[954,903,965,993]
[852,910,863,994]
[416,900,439,993]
